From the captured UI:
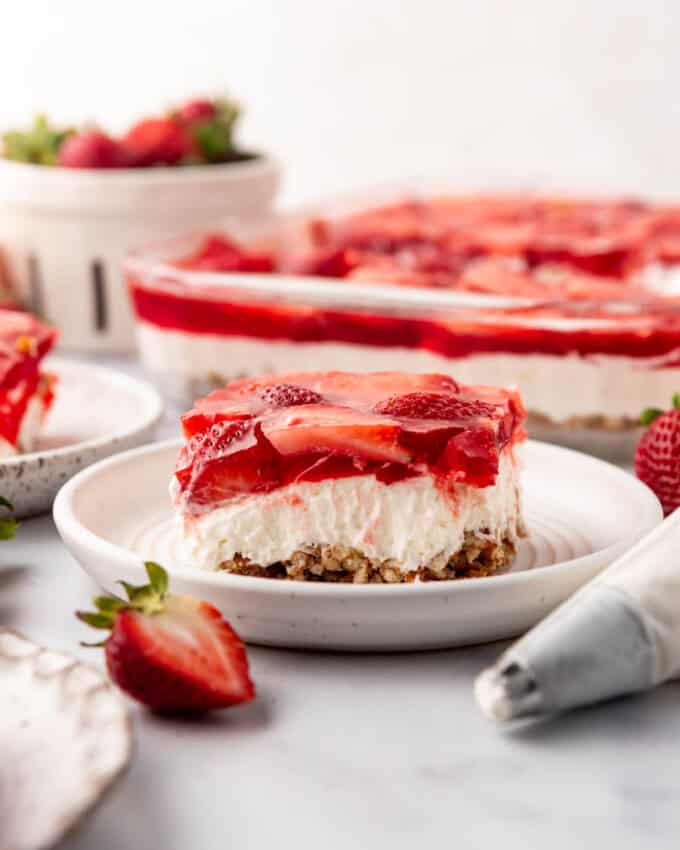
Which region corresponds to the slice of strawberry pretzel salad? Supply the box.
[0,309,57,457]
[171,371,526,583]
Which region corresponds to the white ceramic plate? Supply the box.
[0,358,163,517]
[53,439,662,651]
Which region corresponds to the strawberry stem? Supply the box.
[640,407,664,426]
[77,562,172,646]
[0,496,17,540]
[673,393,680,409]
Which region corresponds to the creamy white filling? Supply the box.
[0,396,46,457]
[175,453,522,573]
[137,323,680,422]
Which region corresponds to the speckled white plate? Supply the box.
[1,358,163,517]
[0,630,132,850]
[53,439,662,651]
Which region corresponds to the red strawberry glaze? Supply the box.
[0,310,57,448]
[175,372,526,512]
[128,278,680,361]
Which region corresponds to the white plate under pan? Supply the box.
[53,439,662,651]
[0,358,163,517]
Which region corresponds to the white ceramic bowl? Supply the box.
[0,156,280,352]
[53,439,662,651]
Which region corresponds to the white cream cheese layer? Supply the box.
[175,453,522,573]
[137,323,680,423]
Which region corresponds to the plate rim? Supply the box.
[53,437,663,598]
[0,357,164,467]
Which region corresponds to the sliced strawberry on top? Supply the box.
[314,371,460,404]
[77,562,254,714]
[293,247,361,278]
[373,391,502,467]
[181,399,254,439]
[374,391,497,421]
[176,418,280,504]
[262,404,412,464]
[174,235,275,273]
[258,383,324,408]
[442,424,500,487]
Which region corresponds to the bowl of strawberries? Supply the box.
[0,96,280,351]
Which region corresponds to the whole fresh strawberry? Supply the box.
[122,117,195,166]
[635,394,680,516]
[77,562,255,714]
[58,130,129,168]
[177,98,217,124]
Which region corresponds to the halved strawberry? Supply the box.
[262,404,411,463]
[77,562,255,714]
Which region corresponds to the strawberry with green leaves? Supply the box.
[77,562,255,714]
[2,115,74,165]
[635,394,680,516]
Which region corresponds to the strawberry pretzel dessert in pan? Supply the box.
[172,371,526,583]
[127,194,680,447]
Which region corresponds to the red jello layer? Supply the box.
[129,280,680,361]
[0,309,58,447]
[174,372,526,513]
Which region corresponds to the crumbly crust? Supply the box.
[216,529,522,583]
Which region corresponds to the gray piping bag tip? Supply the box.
[474,583,657,722]
[474,662,541,722]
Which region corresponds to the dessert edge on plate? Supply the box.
[0,308,57,457]
[172,371,526,583]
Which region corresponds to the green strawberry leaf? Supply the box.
[640,407,664,426]
[2,115,74,165]
[0,517,17,540]
[76,611,114,629]
[78,561,173,647]
[145,561,168,597]
[93,595,126,614]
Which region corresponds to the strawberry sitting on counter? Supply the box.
[635,394,680,516]
[77,562,255,713]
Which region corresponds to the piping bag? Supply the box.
[475,507,680,722]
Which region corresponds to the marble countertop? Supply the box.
[4,357,680,850]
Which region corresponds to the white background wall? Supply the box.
[3,0,679,206]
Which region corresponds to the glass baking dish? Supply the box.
[124,187,680,463]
